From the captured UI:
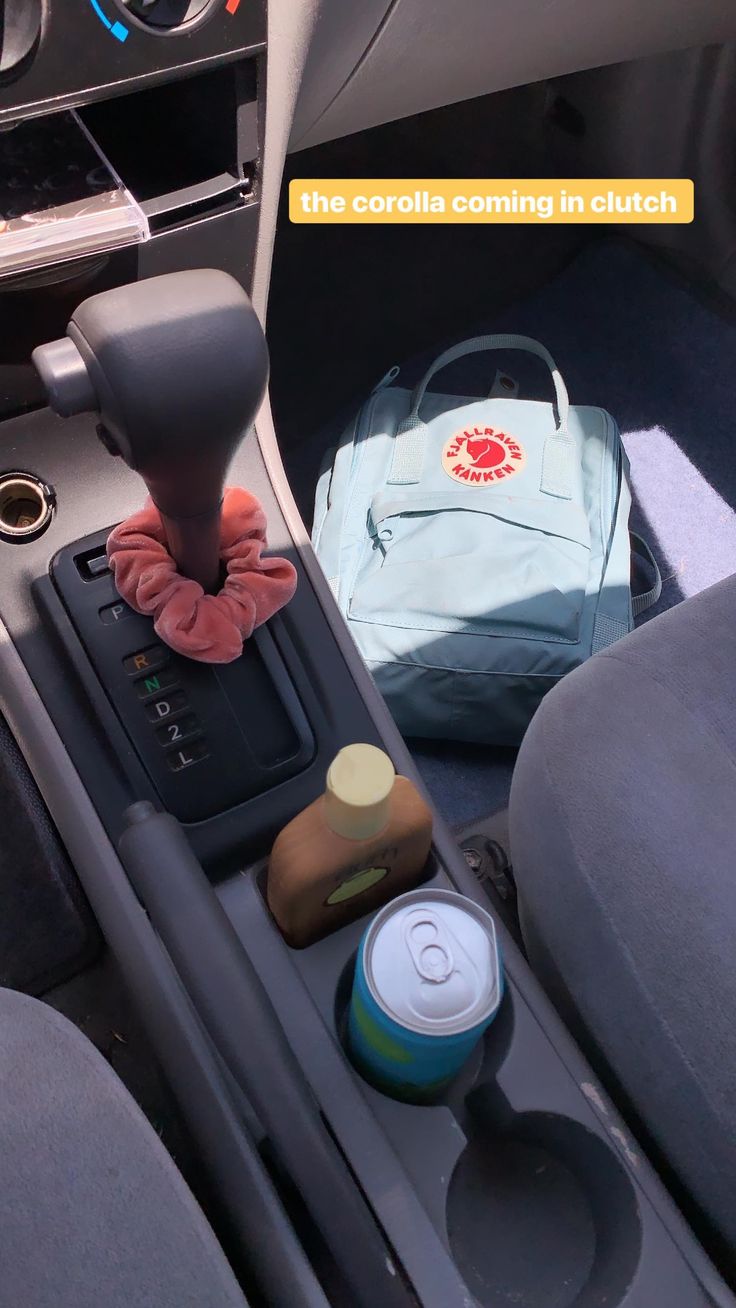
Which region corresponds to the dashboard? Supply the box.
[288,0,736,150]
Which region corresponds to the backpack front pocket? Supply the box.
[348,490,591,644]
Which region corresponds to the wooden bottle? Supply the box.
[267,743,433,948]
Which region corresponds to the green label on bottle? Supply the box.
[326,865,389,906]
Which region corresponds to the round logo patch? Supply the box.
[441,425,526,485]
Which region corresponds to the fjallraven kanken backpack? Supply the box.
[313,335,660,745]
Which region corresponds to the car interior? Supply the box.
[1,2,736,1306]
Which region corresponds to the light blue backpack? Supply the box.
[313,335,660,744]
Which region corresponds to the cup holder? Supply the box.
[335,951,515,1106]
[249,866,714,1308]
[447,1104,642,1308]
[277,888,711,1308]
[337,946,642,1305]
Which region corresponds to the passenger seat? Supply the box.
[509,574,736,1253]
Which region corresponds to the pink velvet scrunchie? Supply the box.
[107,486,297,663]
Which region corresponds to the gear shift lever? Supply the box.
[32,269,269,593]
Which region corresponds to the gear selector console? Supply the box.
[52,530,314,823]
[33,268,315,828]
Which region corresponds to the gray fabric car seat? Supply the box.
[509,574,736,1254]
[0,987,248,1308]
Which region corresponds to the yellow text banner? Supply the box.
[290,179,694,225]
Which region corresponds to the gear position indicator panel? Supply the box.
[52,531,315,824]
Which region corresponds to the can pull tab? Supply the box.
[403,910,455,983]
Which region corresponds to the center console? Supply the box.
[0,8,733,1308]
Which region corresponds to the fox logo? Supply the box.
[442,425,526,485]
[464,435,508,468]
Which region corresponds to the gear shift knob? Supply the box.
[32,269,269,593]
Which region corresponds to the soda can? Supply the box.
[347,888,503,1102]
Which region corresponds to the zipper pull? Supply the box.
[371,365,400,394]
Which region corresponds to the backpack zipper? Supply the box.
[340,369,402,602]
[345,368,400,509]
[371,365,400,393]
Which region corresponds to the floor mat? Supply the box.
[0,713,99,993]
[292,240,736,824]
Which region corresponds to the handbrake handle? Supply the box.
[118,802,411,1308]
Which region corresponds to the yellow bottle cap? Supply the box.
[324,744,395,841]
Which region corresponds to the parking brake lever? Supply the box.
[32,269,269,593]
[118,802,412,1308]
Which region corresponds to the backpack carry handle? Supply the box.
[411,334,569,429]
[388,334,575,498]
